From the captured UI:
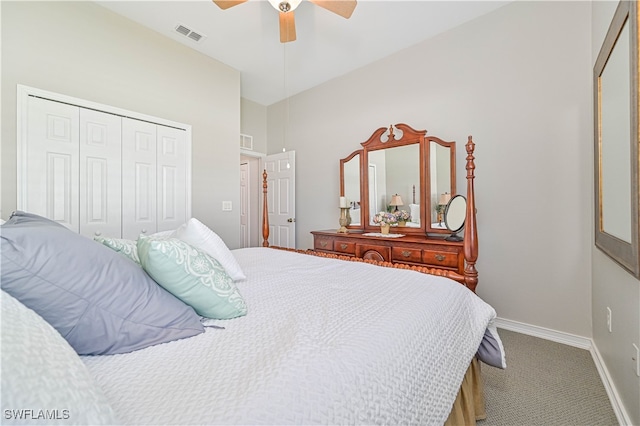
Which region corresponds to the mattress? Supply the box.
[82,247,498,425]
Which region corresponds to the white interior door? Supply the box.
[79,108,122,239]
[156,125,188,233]
[22,96,80,231]
[263,151,295,248]
[122,118,157,239]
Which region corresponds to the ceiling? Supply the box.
[96,0,510,106]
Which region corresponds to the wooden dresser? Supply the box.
[311,230,464,274]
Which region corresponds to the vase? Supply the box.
[398,220,406,227]
[380,223,390,235]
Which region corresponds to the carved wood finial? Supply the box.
[262,169,270,247]
[388,124,395,141]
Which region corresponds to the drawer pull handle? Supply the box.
[340,244,348,250]
[401,251,412,258]
[435,254,446,261]
[320,241,328,248]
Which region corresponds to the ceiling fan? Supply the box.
[212,0,357,43]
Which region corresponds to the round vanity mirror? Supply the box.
[444,195,466,241]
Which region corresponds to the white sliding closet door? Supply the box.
[79,109,122,238]
[19,86,192,240]
[23,96,80,231]
[122,118,158,240]
[156,125,188,233]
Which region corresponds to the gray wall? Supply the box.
[591,1,640,423]
[268,2,640,420]
[268,1,640,421]
[1,1,242,248]
[268,0,593,337]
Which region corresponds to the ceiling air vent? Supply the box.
[174,24,206,43]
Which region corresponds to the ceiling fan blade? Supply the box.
[279,11,297,43]
[212,0,248,10]
[309,0,357,19]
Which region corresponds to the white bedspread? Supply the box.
[82,247,498,425]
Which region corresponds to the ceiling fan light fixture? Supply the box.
[268,0,302,13]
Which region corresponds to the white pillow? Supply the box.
[175,218,246,281]
[1,291,119,425]
[0,218,5,225]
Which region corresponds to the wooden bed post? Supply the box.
[463,136,479,292]
[262,169,270,247]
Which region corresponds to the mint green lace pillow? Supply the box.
[94,237,140,265]
[137,236,247,320]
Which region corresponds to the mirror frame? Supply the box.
[594,0,640,277]
[339,123,457,235]
[339,149,364,226]
[444,194,466,233]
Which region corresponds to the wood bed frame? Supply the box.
[260,136,479,290]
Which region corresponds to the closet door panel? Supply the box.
[156,126,188,232]
[122,118,157,239]
[79,109,122,238]
[23,97,80,231]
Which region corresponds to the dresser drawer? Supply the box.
[392,247,422,263]
[334,241,356,255]
[422,249,459,269]
[314,237,334,251]
[356,244,391,262]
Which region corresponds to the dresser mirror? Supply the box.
[444,195,466,241]
[340,151,363,226]
[368,144,420,226]
[339,123,457,235]
[594,0,640,277]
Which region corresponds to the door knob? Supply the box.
[287,218,296,223]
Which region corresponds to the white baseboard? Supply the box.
[590,342,632,425]
[494,317,631,425]
[494,317,592,349]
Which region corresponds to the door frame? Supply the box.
[240,150,265,248]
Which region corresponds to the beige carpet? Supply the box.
[479,329,618,426]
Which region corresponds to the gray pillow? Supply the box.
[0,211,204,355]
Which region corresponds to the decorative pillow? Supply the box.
[138,235,248,319]
[94,236,140,264]
[0,211,204,355]
[1,290,119,425]
[174,218,246,281]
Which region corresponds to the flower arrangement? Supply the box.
[373,211,398,225]
[394,210,410,222]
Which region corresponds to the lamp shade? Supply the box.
[389,194,404,207]
[439,192,452,205]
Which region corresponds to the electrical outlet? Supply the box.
[222,201,232,211]
[606,307,612,333]
[633,344,640,377]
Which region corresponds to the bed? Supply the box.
[1,135,504,426]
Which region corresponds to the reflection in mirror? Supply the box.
[367,144,420,227]
[444,195,466,241]
[343,153,361,225]
[601,18,631,243]
[430,142,453,227]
